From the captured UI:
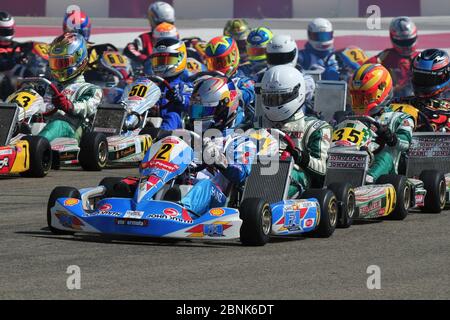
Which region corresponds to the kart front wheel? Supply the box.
[19,136,52,178]
[419,170,446,213]
[302,189,338,238]
[377,175,410,220]
[79,132,108,171]
[47,186,81,235]
[327,182,355,228]
[239,198,271,246]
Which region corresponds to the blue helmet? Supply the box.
[412,49,450,97]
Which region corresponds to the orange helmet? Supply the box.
[349,63,393,116]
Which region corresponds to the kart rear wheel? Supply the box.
[377,175,410,220]
[419,170,446,213]
[239,198,271,246]
[78,132,108,171]
[47,186,81,235]
[327,182,355,228]
[302,189,338,238]
[19,136,52,178]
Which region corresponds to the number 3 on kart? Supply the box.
[332,128,363,144]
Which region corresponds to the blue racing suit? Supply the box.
[180,130,257,216]
[298,42,339,80]
[157,70,193,130]
[231,69,256,126]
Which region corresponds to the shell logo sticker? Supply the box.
[209,208,225,217]
[163,208,179,217]
[64,198,79,206]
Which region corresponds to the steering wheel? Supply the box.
[19,77,61,116]
[145,74,177,109]
[267,128,298,160]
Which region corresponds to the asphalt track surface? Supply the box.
[1,17,450,300]
[0,168,449,300]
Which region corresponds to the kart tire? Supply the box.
[376,175,410,220]
[419,170,446,213]
[19,136,52,178]
[239,198,271,246]
[78,132,108,171]
[302,189,338,238]
[327,182,355,228]
[47,186,80,235]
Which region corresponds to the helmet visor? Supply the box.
[267,50,296,66]
[262,84,300,107]
[392,36,416,48]
[206,55,231,71]
[189,104,217,120]
[150,52,180,67]
[247,46,266,58]
[413,68,449,87]
[350,91,373,115]
[308,31,333,42]
[0,28,14,37]
[49,55,76,70]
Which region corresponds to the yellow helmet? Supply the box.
[150,38,187,78]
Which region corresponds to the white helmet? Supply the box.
[266,34,298,67]
[307,18,334,51]
[261,65,306,122]
[147,1,175,29]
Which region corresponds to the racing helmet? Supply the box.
[63,10,92,42]
[411,48,450,98]
[48,32,88,83]
[150,38,187,78]
[0,11,15,42]
[223,19,250,57]
[205,36,240,77]
[152,22,179,44]
[349,63,393,116]
[260,65,306,122]
[246,27,273,62]
[188,76,239,131]
[266,34,298,67]
[148,1,175,29]
[307,18,334,51]
[389,16,417,56]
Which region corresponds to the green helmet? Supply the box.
[223,19,250,55]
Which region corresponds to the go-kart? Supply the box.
[326,115,446,224]
[51,75,164,170]
[0,103,51,177]
[47,126,342,245]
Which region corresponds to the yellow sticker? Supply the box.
[343,48,368,65]
[102,52,128,67]
[332,127,364,145]
[128,84,149,98]
[153,143,174,161]
[33,42,49,60]
[391,103,419,124]
[7,91,37,111]
[385,186,397,216]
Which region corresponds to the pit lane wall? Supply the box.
[4,0,450,18]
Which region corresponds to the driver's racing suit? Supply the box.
[261,111,333,197]
[180,130,257,216]
[366,110,415,181]
[39,75,103,142]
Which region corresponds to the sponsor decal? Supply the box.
[55,210,84,230]
[415,194,425,206]
[98,203,112,211]
[360,199,382,215]
[185,222,232,238]
[303,218,315,228]
[163,208,179,217]
[209,208,225,217]
[141,159,179,172]
[148,213,193,224]
[0,157,9,169]
[84,210,121,217]
[283,211,301,231]
[0,149,13,156]
[161,138,180,145]
[124,210,145,219]
[64,198,79,206]
[115,218,148,227]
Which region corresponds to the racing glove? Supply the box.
[52,93,74,115]
[376,125,398,147]
[203,141,228,170]
[290,147,310,170]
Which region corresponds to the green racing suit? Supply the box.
[39,75,103,143]
[262,111,333,198]
[366,109,415,182]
